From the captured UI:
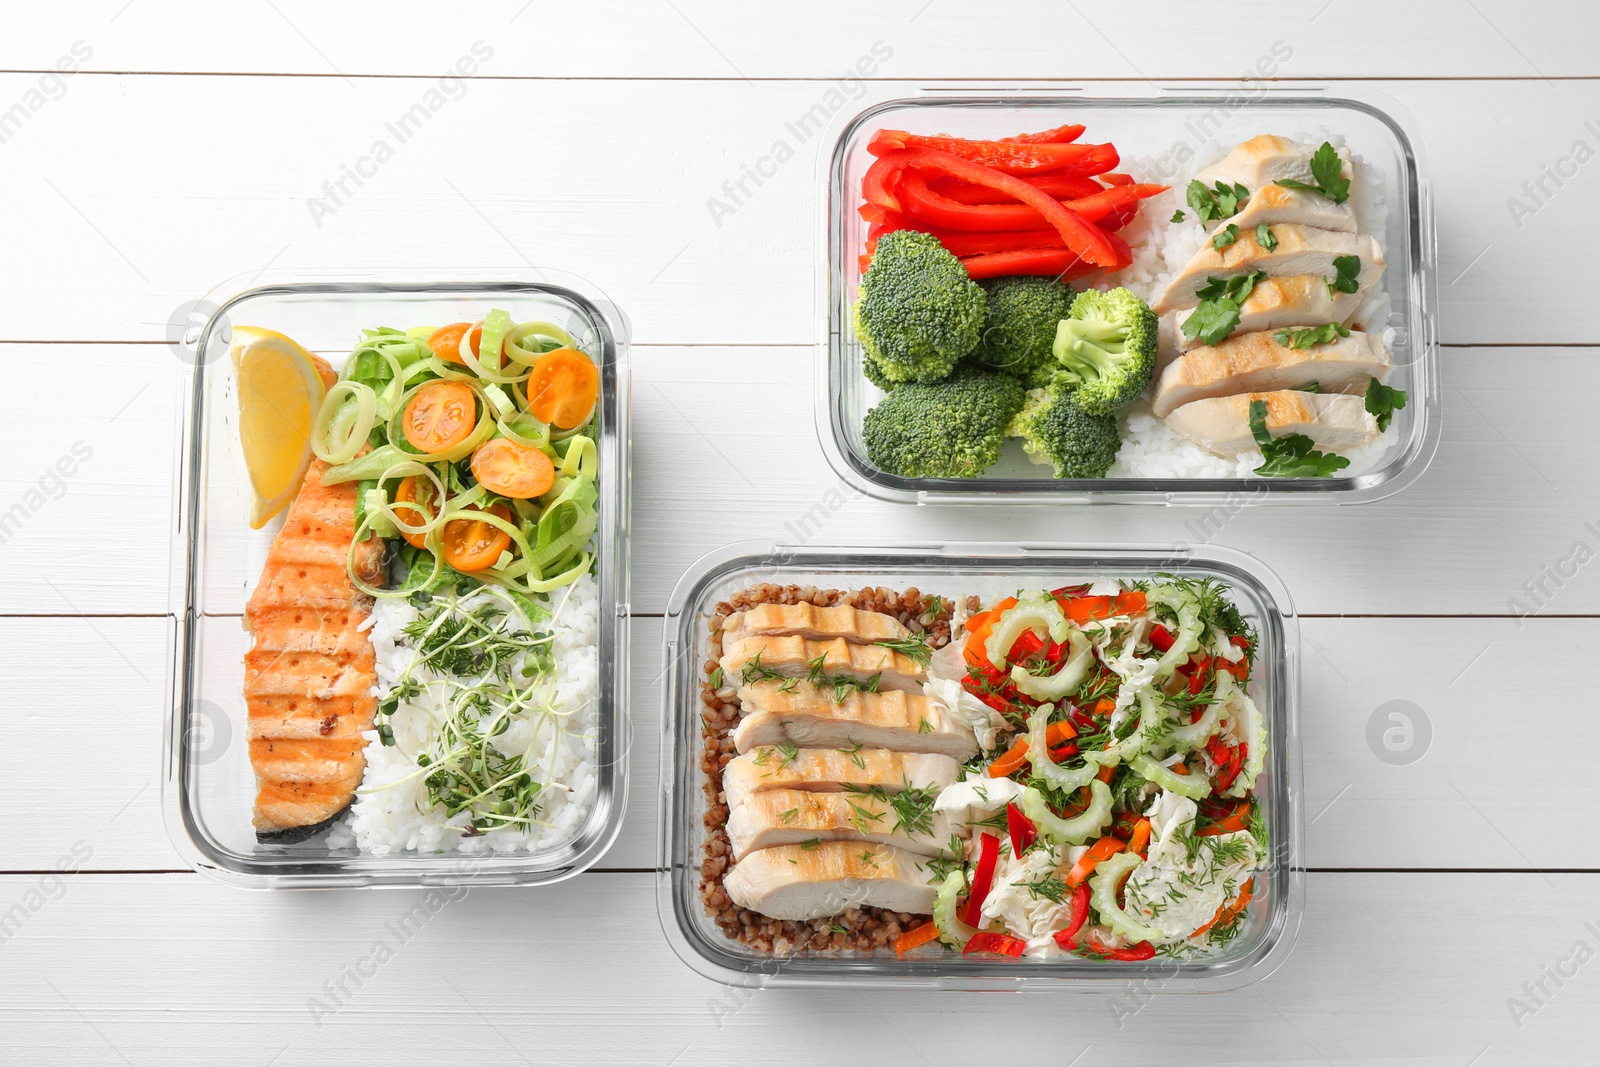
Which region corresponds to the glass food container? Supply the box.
[162,270,631,888]
[817,85,1440,505]
[658,540,1303,990]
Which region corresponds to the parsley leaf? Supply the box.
[1255,223,1277,251]
[1249,399,1351,478]
[1187,179,1250,223]
[1292,382,1321,393]
[1180,270,1267,347]
[1170,209,1186,223]
[1327,254,1361,295]
[1273,322,1351,350]
[1212,223,1240,251]
[1274,142,1351,204]
[1365,377,1409,432]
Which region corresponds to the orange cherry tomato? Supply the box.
[470,438,556,500]
[426,323,473,365]
[440,502,513,573]
[525,348,600,430]
[391,476,436,550]
[402,380,478,454]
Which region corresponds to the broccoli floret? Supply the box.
[860,351,899,393]
[854,230,986,385]
[1006,379,1121,479]
[863,365,1026,479]
[1050,286,1158,414]
[971,276,1076,385]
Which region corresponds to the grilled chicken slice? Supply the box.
[1165,391,1380,457]
[1154,226,1384,314]
[1194,134,1353,192]
[722,841,937,920]
[719,635,925,696]
[1220,181,1356,235]
[726,788,953,862]
[243,458,381,840]
[1152,329,1391,417]
[721,603,910,647]
[1164,274,1363,355]
[721,747,959,813]
[732,681,978,760]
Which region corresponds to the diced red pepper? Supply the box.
[1149,624,1175,653]
[1006,802,1037,857]
[963,932,1028,958]
[1049,741,1079,762]
[860,148,1118,266]
[962,832,1001,928]
[1052,882,1093,949]
[1008,629,1046,663]
[999,122,1087,145]
[1188,655,1212,695]
[869,129,1118,176]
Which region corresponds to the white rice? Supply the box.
[326,573,601,855]
[1094,130,1399,480]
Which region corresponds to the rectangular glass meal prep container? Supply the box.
[817,84,1440,505]
[658,540,1303,991]
[162,269,632,889]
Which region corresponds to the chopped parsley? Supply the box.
[1181,270,1267,347]
[1365,376,1409,432]
[1254,223,1277,251]
[1187,179,1249,223]
[1170,209,1186,223]
[1249,398,1351,478]
[1327,254,1361,295]
[1274,141,1351,204]
[1211,223,1240,251]
[1273,322,1350,350]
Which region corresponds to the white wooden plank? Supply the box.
[3,613,1595,872]
[4,342,1597,615]
[0,75,1594,346]
[0,871,1596,1064]
[4,1,1596,78]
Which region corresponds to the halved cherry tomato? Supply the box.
[525,348,599,430]
[470,438,556,500]
[391,476,434,550]
[402,380,478,455]
[439,502,513,573]
[427,322,473,365]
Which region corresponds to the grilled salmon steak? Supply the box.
[243,458,384,841]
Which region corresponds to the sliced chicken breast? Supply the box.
[721,747,959,813]
[1165,274,1364,354]
[1152,329,1391,417]
[1154,226,1384,314]
[732,681,978,760]
[719,635,925,696]
[722,841,937,920]
[1165,391,1380,457]
[721,603,910,647]
[726,788,953,861]
[1194,134,1353,192]
[1221,181,1356,235]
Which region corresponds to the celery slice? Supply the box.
[1223,684,1268,798]
[1166,670,1232,752]
[1018,780,1112,846]
[1086,687,1165,767]
[1145,584,1202,679]
[932,869,973,947]
[985,590,1072,667]
[1089,851,1164,944]
[1011,628,1093,702]
[1130,755,1212,800]
[1025,705,1099,792]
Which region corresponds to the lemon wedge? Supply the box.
[230,325,329,528]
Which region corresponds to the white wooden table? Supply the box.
[3,2,1598,1062]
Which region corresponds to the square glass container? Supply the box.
[818,85,1440,505]
[658,540,1303,990]
[162,269,631,888]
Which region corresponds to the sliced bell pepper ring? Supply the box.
[1192,877,1254,939]
[1065,835,1126,888]
[963,931,1028,958]
[959,249,1098,281]
[999,122,1087,145]
[1053,881,1093,949]
[961,832,1002,927]
[1081,938,1157,961]
[1006,801,1037,857]
[927,170,1103,205]
[894,920,943,954]
[869,129,1117,175]
[863,148,1118,266]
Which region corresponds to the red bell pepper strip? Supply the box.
[898,171,1163,232]
[1052,882,1093,949]
[1187,655,1212,696]
[959,249,1096,280]
[1192,878,1254,938]
[1060,590,1147,625]
[1197,798,1252,836]
[927,170,1103,205]
[869,129,1117,175]
[862,148,1118,266]
[1006,802,1037,857]
[936,229,1068,257]
[962,832,1002,927]
[963,932,1028,958]
[1100,172,1135,186]
[1148,624,1175,653]
[1008,629,1046,663]
[1081,938,1157,961]
[1000,122,1087,145]
[1049,741,1079,762]
[894,920,942,954]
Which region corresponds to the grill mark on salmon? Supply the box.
[243,458,382,839]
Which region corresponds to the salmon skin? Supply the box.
[243,458,385,841]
